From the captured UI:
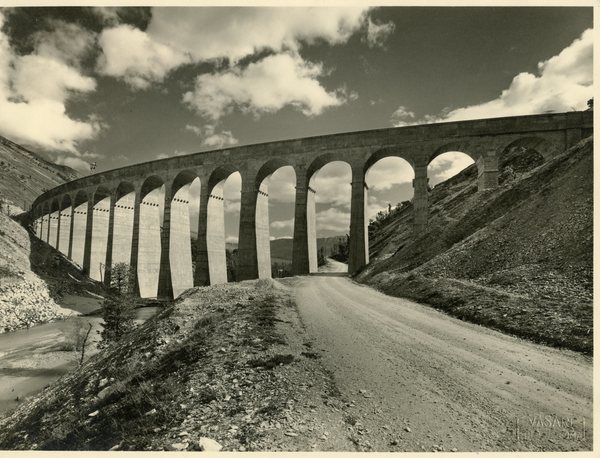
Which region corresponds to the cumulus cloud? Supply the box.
[441,29,592,120]
[0,11,101,153]
[223,172,242,204]
[55,155,91,173]
[155,149,189,160]
[317,207,350,234]
[226,235,239,244]
[32,20,96,69]
[187,124,239,148]
[266,166,296,203]
[311,162,352,207]
[91,7,122,26]
[390,105,416,127]
[271,219,294,230]
[366,157,414,190]
[183,53,348,121]
[364,17,395,48]
[148,7,367,64]
[390,28,593,127]
[97,24,189,89]
[96,7,371,115]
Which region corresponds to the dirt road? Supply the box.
[293,260,592,451]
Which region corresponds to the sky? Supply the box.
[0,6,593,241]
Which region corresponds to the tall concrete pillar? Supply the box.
[128,186,142,296]
[169,186,194,298]
[413,164,429,234]
[48,210,59,248]
[103,193,116,287]
[348,166,369,275]
[138,186,162,298]
[67,197,76,260]
[55,208,61,249]
[237,172,260,281]
[89,195,111,282]
[82,199,94,275]
[207,182,228,284]
[306,186,318,273]
[157,183,174,300]
[112,192,135,267]
[71,199,88,267]
[45,211,51,243]
[255,181,272,279]
[292,167,318,275]
[58,204,71,256]
[169,184,194,298]
[194,180,212,286]
[477,151,499,190]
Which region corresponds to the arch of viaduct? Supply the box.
[31,111,592,300]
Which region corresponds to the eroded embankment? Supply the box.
[359,138,593,354]
[0,279,354,451]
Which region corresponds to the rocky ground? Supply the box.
[0,279,365,451]
[359,138,593,354]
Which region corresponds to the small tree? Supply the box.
[110,262,135,294]
[100,296,136,346]
[101,262,136,346]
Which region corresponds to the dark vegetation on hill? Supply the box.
[358,137,593,354]
[0,135,80,210]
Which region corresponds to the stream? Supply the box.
[0,295,160,415]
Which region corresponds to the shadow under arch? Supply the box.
[56,194,73,256]
[47,198,60,248]
[71,190,89,268]
[500,136,560,161]
[428,141,479,165]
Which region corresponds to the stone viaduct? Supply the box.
[30,111,592,300]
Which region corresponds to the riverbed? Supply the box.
[0,298,160,415]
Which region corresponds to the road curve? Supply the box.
[293,260,592,452]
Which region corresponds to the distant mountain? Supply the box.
[0,136,81,211]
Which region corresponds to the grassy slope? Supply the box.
[359,138,593,354]
[0,280,352,451]
[0,135,80,210]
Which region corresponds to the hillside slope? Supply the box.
[0,280,353,451]
[0,211,111,332]
[0,136,99,332]
[358,137,593,353]
[0,135,80,210]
